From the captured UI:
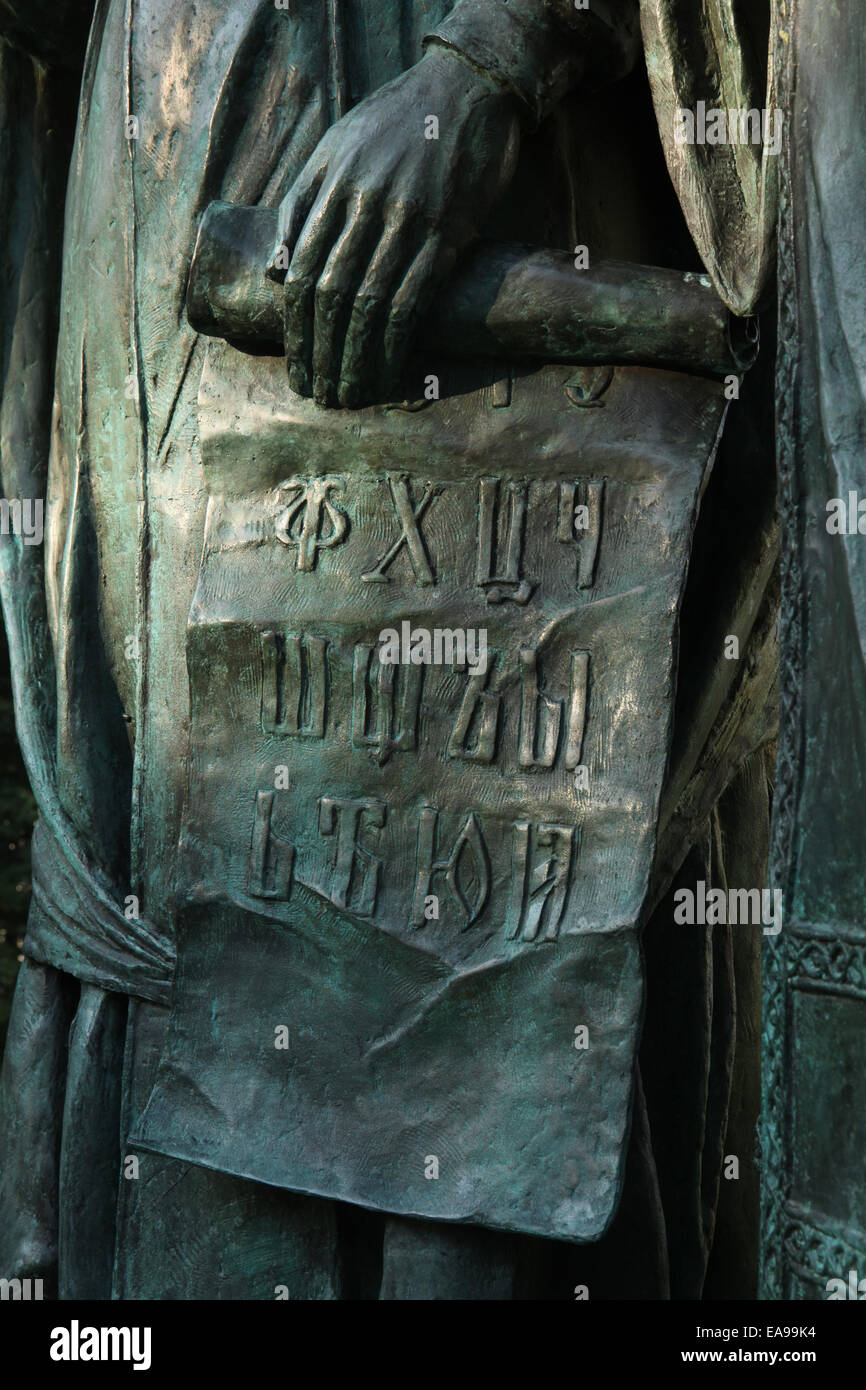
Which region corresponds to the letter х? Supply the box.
[362,473,442,586]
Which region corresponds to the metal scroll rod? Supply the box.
[187,200,758,379]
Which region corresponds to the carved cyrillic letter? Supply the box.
[261,631,328,737]
[352,645,423,764]
[477,478,533,605]
[448,654,501,763]
[318,795,385,917]
[411,807,490,929]
[505,821,574,942]
[247,791,295,899]
[361,474,441,585]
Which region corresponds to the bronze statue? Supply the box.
[0,1,796,1300]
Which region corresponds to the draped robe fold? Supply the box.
[0,0,777,1297]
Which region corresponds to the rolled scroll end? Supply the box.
[187,200,758,379]
[187,201,283,347]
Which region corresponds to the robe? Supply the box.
[0,0,777,1298]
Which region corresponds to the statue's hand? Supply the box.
[267,45,523,407]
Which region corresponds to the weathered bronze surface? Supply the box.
[761,0,866,1301]
[188,201,757,377]
[0,0,797,1300]
[132,332,728,1238]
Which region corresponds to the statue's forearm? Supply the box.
[424,0,641,127]
[0,0,93,68]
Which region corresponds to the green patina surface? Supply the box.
[0,625,35,1059]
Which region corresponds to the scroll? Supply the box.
[132,203,743,1241]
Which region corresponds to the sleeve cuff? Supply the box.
[424,1,639,127]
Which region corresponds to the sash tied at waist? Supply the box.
[24,818,175,1005]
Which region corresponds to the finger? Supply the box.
[282,184,346,397]
[380,235,457,400]
[311,196,378,408]
[336,219,424,409]
[265,161,325,283]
